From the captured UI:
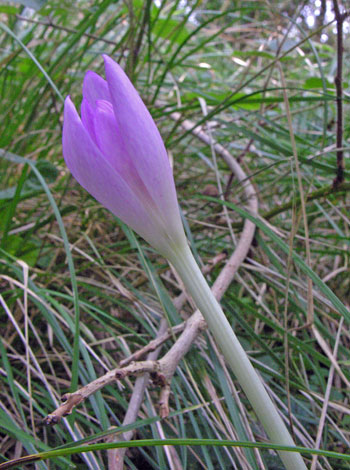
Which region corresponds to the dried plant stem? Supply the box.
[108,319,169,470]
[110,253,227,469]
[332,1,349,186]
[311,318,343,470]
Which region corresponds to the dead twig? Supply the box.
[332,2,350,186]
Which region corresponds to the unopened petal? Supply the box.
[82,71,111,109]
[102,55,185,244]
[63,96,168,248]
[92,100,156,206]
[91,99,119,162]
[81,98,97,143]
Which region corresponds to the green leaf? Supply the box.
[0,5,18,14]
[152,17,189,44]
[2,234,39,266]
[303,77,336,89]
[1,438,349,469]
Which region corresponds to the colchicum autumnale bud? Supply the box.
[63,56,307,470]
[63,54,187,259]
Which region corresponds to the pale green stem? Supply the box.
[167,243,308,470]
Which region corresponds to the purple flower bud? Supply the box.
[62,55,186,257]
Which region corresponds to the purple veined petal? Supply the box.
[102,55,168,178]
[102,55,184,243]
[81,98,97,143]
[89,99,185,248]
[82,71,111,109]
[91,99,134,175]
[91,99,159,207]
[63,96,176,253]
[91,99,122,169]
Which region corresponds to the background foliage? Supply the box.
[0,0,350,469]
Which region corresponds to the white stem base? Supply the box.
[168,243,308,470]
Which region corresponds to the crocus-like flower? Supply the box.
[62,56,307,470]
[63,55,186,258]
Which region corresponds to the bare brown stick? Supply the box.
[45,369,117,424]
[108,318,169,470]
[119,324,185,367]
[109,253,226,470]
[119,253,227,368]
[43,255,225,425]
[332,1,350,187]
[108,257,224,469]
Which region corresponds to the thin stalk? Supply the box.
[167,243,308,470]
[332,0,348,186]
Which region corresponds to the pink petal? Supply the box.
[62,96,165,246]
[91,100,125,171]
[102,55,183,241]
[91,100,118,157]
[82,71,111,109]
[81,98,97,143]
[91,99,157,206]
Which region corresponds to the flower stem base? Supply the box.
[168,243,308,470]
